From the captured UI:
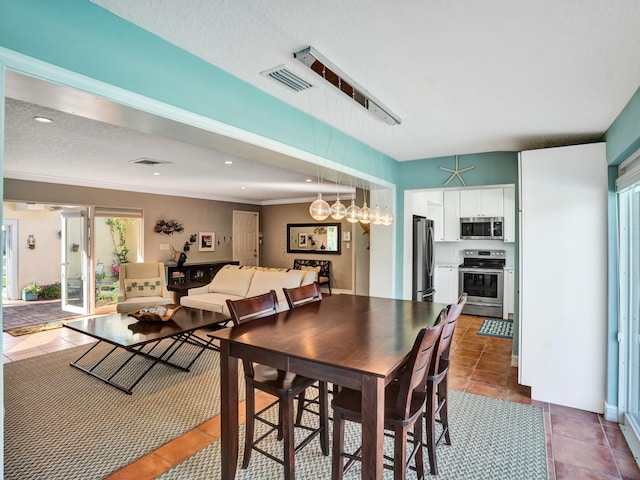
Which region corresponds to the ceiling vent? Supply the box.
[130,158,173,166]
[261,65,314,92]
[293,46,401,126]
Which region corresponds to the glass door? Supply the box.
[61,208,89,314]
[618,182,640,448]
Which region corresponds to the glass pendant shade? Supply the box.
[345,200,361,223]
[359,202,371,224]
[372,205,382,225]
[309,193,330,220]
[381,207,393,226]
[330,197,346,220]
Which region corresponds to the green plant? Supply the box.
[22,282,43,296]
[40,282,61,299]
[106,218,131,275]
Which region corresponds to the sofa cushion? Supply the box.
[207,267,255,296]
[116,296,172,313]
[180,292,245,314]
[246,270,305,304]
[124,277,163,298]
[124,263,162,278]
[300,269,318,285]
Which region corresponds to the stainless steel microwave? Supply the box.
[460,217,504,240]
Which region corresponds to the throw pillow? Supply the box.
[125,277,163,298]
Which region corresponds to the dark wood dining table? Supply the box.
[210,294,447,479]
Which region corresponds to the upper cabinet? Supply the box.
[423,190,444,242]
[460,188,504,217]
[503,186,516,242]
[443,190,460,241]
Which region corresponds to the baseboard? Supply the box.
[511,354,518,367]
[604,401,618,423]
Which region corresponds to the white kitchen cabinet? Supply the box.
[443,190,460,241]
[503,186,515,242]
[460,188,504,217]
[503,267,514,319]
[434,266,458,304]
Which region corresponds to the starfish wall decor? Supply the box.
[439,155,475,186]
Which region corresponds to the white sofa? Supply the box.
[180,265,316,315]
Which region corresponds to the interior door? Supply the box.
[61,208,89,314]
[233,211,259,266]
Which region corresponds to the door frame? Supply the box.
[60,207,90,315]
[2,219,19,300]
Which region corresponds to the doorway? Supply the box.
[233,211,259,266]
[2,219,18,300]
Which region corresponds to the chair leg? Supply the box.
[331,412,345,480]
[319,381,329,456]
[242,383,255,469]
[414,416,425,480]
[439,376,451,445]
[426,381,438,475]
[394,425,408,480]
[295,389,307,425]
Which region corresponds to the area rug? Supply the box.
[478,318,513,338]
[2,299,82,331]
[157,390,548,480]
[4,338,245,480]
[4,320,64,336]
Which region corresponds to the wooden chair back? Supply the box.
[226,290,279,377]
[430,293,468,378]
[283,282,323,309]
[393,308,447,419]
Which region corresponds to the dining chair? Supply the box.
[282,282,328,425]
[225,291,329,479]
[283,281,323,309]
[330,309,447,480]
[425,292,468,475]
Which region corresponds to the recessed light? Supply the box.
[305,178,312,182]
[33,116,53,124]
[152,172,160,176]
[240,186,247,190]
[224,160,233,165]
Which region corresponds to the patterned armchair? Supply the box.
[116,262,172,313]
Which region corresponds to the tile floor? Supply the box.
[3,314,640,479]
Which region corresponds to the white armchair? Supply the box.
[116,262,172,313]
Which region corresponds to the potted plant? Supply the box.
[21,282,42,301]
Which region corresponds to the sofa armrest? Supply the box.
[187,285,210,296]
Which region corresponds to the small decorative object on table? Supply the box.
[129,304,182,322]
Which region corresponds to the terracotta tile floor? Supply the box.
[3,314,640,479]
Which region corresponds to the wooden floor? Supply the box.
[3,313,639,479]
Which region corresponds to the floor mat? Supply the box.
[477,318,513,338]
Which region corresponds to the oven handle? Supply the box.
[459,268,504,275]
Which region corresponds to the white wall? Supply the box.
[519,143,608,413]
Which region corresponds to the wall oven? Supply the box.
[460,217,503,240]
[458,249,505,318]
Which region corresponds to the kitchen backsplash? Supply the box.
[435,240,516,267]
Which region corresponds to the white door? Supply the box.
[2,219,19,300]
[233,211,259,266]
[61,208,89,314]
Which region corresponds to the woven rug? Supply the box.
[478,318,513,338]
[4,320,65,336]
[157,390,548,479]
[4,337,245,480]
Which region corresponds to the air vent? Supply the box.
[130,158,173,166]
[261,65,314,92]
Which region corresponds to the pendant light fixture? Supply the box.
[345,199,361,223]
[309,193,331,220]
[359,201,371,224]
[330,193,346,220]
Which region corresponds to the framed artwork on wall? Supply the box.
[198,232,215,252]
[298,233,307,247]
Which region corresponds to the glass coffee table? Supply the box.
[64,306,229,394]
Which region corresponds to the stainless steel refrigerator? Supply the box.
[412,215,435,302]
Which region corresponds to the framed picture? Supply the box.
[298,233,308,247]
[198,232,215,252]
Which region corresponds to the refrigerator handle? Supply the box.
[427,224,435,276]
